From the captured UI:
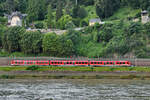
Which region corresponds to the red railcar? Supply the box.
[11,60,131,66]
[75,61,89,66]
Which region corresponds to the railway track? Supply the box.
[0,57,150,66]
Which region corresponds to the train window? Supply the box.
[110,62,113,64]
[79,62,81,64]
[94,62,97,64]
[117,62,120,64]
[91,62,94,64]
[85,62,88,64]
[107,62,109,64]
[98,62,102,64]
[123,62,125,64]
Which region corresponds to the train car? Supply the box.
[50,60,64,66]
[11,60,24,66]
[36,60,50,66]
[74,61,89,66]
[115,61,131,66]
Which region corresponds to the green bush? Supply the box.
[26,65,39,71]
[34,21,44,29]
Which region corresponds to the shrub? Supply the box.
[26,65,39,71]
[34,21,44,29]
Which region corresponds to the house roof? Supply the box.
[5,11,27,20]
[89,18,101,23]
[141,10,148,14]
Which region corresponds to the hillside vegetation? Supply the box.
[0,0,150,58]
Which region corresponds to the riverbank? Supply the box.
[0,66,150,79]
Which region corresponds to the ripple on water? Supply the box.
[0,80,150,100]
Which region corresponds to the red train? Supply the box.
[11,60,131,66]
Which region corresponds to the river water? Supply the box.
[0,79,150,100]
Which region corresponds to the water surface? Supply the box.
[0,79,150,100]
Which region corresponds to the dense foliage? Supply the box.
[1,0,150,58]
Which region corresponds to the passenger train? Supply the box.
[11,60,131,66]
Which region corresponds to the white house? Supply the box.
[89,18,105,26]
[5,11,27,26]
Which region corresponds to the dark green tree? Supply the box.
[56,1,63,21]
[27,0,46,23]
[42,33,61,56]
[95,0,120,18]
[3,27,25,53]
[20,31,42,54]
[46,5,53,28]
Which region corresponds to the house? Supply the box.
[141,10,150,24]
[89,18,104,26]
[5,11,27,26]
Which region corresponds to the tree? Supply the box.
[78,7,87,18]
[99,25,114,42]
[56,1,63,21]
[3,27,25,53]
[20,31,42,54]
[58,35,75,56]
[72,6,87,18]
[27,0,46,23]
[95,0,120,18]
[46,5,53,28]
[42,33,61,56]
[57,15,73,29]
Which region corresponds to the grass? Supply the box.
[108,7,141,21]
[0,66,150,72]
[0,66,150,79]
